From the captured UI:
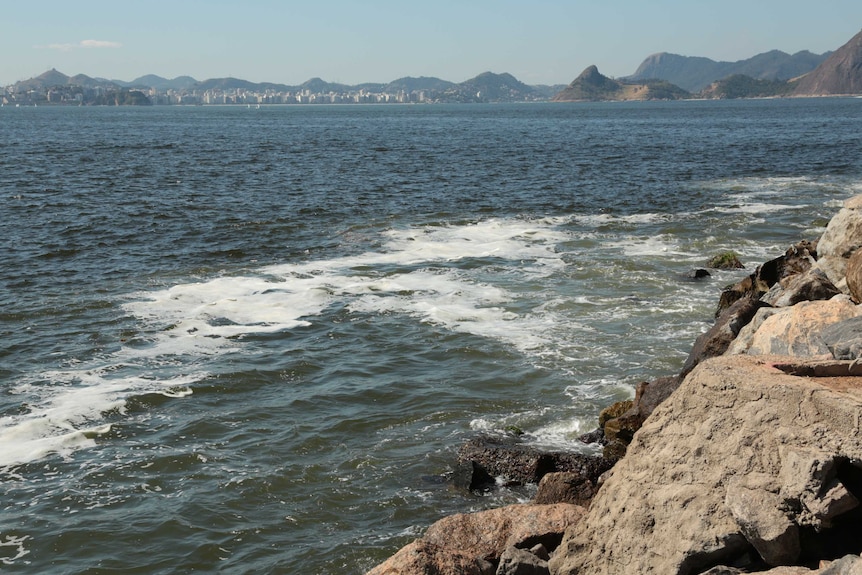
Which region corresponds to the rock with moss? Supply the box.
[708,251,745,270]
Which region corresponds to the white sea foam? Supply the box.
[0,535,31,566]
[0,217,575,468]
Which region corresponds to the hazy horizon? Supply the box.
[2,0,860,87]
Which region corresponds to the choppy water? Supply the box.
[1,99,861,573]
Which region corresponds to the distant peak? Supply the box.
[578,65,600,77]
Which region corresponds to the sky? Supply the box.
[2,1,861,87]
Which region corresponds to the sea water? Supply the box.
[1,100,861,573]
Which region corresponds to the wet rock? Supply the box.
[685,268,712,281]
[453,459,497,492]
[708,252,745,270]
[456,436,613,488]
[683,296,768,376]
[576,427,605,445]
[533,472,596,506]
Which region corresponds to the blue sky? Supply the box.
[2,1,860,86]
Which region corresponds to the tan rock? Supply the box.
[423,503,585,562]
[814,194,862,290]
[845,248,862,303]
[549,354,862,575]
[366,540,494,575]
[366,503,585,575]
[729,296,861,357]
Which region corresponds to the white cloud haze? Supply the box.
[43,39,122,51]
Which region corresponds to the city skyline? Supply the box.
[2,1,861,88]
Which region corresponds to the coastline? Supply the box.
[368,195,862,575]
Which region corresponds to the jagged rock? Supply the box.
[365,540,495,575]
[529,544,549,561]
[814,195,862,292]
[726,296,862,357]
[845,249,862,303]
[600,376,683,459]
[725,475,800,566]
[717,241,817,315]
[683,296,768,376]
[760,268,840,308]
[456,436,613,487]
[548,354,862,575]
[366,504,585,575]
[702,567,814,575]
[778,448,861,531]
[533,472,596,506]
[495,546,549,575]
[597,400,632,429]
[422,503,585,563]
[453,459,497,492]
[817,555,862,574]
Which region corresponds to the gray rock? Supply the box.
[698,567,742,575]
[496,546,549,575]
[529,544,549,562]
[760,268,840,308]
[548,354,862,575]
[725,476,800,566]
[821,316,862,360]
[820,554,862,575]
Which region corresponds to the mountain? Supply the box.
[383,76,455,93]
[299,77,353,93]
[793,28,862,96]
[552,65,689,102]
[628,50,829,92]
[455,71,540,102]
[123,74,198,91]
[12,69,113,91]
[700,74,794,99]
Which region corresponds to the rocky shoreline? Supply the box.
[367,195,862,575]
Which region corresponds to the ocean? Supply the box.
[1,99,861,573]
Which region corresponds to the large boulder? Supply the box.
[423,503,585,561]
[456,436,613,489]
[549,354,862,575]
[366,540,494,575]
[760,268,840,308]
[726,296,862,357]
[814,195,862,292]
[367,503,585,575]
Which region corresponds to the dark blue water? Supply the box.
[1,100,861,573]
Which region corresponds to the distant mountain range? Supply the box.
[554,28,862,102]
[5,69,560,104]
[6,28,862,104]
[627,49,831,92]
